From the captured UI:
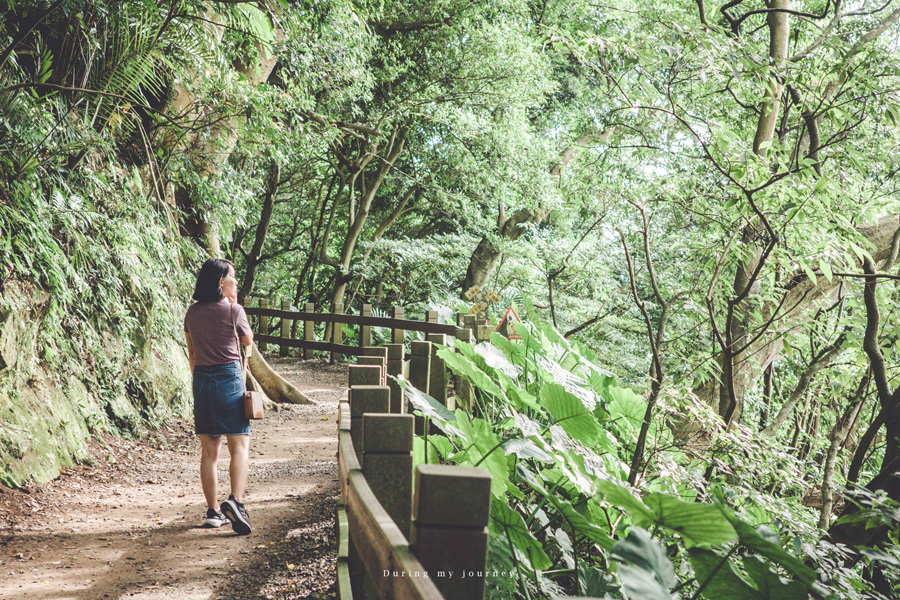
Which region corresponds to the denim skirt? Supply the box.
[193,362,250,436]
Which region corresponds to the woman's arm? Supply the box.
[185,331,195,374]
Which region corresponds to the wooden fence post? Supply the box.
[349,365,383,388]
[385,343,406,414]
[362,414,414,540]
[304,302,315,359]
[348,385,390,458]
[361,303,372,348]
[453,327,474,409]
[462,314,477,336]
[331,301,344,364]
[359,346,387,384]
[258,298,268,353]
[391,306,405,344]
[426,333,448,406]
[426,310,439,325]
[426,333,454,435]
[409,341,432,435]
[280,300,292,357]
[412,464,492,600]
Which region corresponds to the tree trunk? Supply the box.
[761,335,845,436]
[829,256,900,553]
[239,160,280,303]
[819,374,868,529]
[697,215,900,417]
[248,343,310,405]
[329,129,407,308]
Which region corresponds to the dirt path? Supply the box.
[0,358,346,600]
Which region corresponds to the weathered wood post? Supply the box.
[426,333,454,435]
[304,302,315,359]
[258,298,269,353]
[348,385,391,460]
[362,413,414,539]
[412,464,492,600]
[360,303,373,348]
[462,314,477,337]
[359,346,388,384]
[426,333,449,406]
[426,310,439,325]
[391,306,405,344]
[385,343,406,414]
[280,300,293,357]
[409,341,432,435]
[453,327,475,409]
[331,301,344,364]
[349,364,383,388]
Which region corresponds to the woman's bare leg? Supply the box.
[199,434,222,510]
[226,435,250,503]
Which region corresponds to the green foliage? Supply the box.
[405,311,837,598]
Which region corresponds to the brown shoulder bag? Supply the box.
[231,304,264,420]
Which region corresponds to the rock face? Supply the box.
[0,283,191,487]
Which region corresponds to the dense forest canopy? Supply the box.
[2,0,900,597]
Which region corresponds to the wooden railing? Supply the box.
[246,299,502,599]
[244,300,475,360]
[335,344,494,600]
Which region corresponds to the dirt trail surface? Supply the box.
[0,357,346,600]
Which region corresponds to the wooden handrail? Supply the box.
[244,307,465,337]
[338,402,445,600]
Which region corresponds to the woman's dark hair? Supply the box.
[192,258,234,302]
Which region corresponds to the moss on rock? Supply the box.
[0,283,191,487]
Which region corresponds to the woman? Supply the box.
[184,258,254,535]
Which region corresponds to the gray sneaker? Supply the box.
[220,495,252,535]
[203,508,228,528]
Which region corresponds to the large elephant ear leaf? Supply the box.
[688,548,760,600]
[611,528,675,600]
[540,383,599,446]
[490,499,553,571]
[457,416,509,498]
[742,556,810,600]
[641,493,737,548]
[403,380,458,423]
[438,347,505,397]
[721,511,819,589]
[593,478,655,523]
[605,384,646,441]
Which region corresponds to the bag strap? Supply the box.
[230,303,249,380]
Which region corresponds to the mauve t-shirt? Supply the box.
[184,300,252,366]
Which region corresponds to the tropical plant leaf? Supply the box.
[593,478,654,523]
[606,384,645,437]
[742,556,809,600]
[403,380,458,423]
[476,342,522,377]
[503,438,554,463]
[540,383,599,446]
[438,347,505,397]
[612,527,676,588]
[457,412,509,497]
[721,511,819,588]
[546,494,615,550]
[638,493,737,548]
[688,548,760,600]
[490,498,553,571]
